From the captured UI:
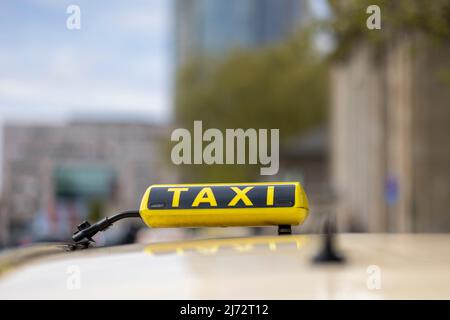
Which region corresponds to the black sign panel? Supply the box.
[148,184,296,210]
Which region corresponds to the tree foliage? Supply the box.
[175,30,329,181]
[329,0,450,59]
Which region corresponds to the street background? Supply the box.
[0,0,449,248]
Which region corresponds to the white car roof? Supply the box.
[1,234,449,299]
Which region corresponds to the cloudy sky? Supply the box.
[0,0,174,124]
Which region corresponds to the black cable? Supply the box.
[72,210,141,243]
[107,210,141,223]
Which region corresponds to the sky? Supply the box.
[0,0,174,124]
[0,0,333,125]
[0,0,173,190]
[0,0,331,190]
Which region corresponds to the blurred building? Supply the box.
[1,120,176,246]
[175,0,309,64]
[331,36,450,232]
[0,196,5,246]
[282,127,328,192]
[281,126,330,233]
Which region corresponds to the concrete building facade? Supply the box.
[331,36,450,232]
[1,120,175,245]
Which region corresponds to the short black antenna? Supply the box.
[313,218,345,264]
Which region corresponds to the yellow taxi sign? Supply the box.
[139,182,309,228]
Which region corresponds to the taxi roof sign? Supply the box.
[139,182,308,228]
[72,182,309,245]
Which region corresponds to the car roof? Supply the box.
[1,233,449,299]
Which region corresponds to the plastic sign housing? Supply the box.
[139,182,309,228]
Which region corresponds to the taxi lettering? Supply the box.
[166,186,272,208]
[192,187,217,207]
